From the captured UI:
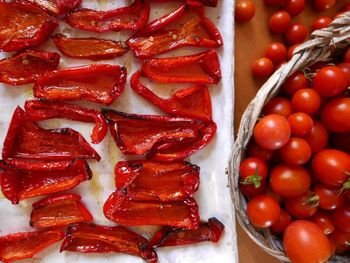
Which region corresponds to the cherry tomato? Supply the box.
[265,42,287,65]
[285,23,308,45]
[252,57,274,78]
[247,195,281,228]
[291,88,321,114]
[284,0,305,16]
[331,132,350,153]
[280,137,311,165]
[312,66,347,97]
[304,120,328,153]
[312,149,350,187]
[337,63,350,85]
[262,97,293,117]
[312,16,332,31]
[270,209,292,233]
[285,192,319,219]
[270,164,310,197]
[235,0,256,23]
[345,48,350,63]
[269,11,291,33]
[311,211,335,235]
[329,228,350,253]
[321,97,350,133]
[314,184,345,211]
[287,44,300,61]
[287,112,313,136]
[284,220,331,263]
[246,141,274,161]
[313,0,336,11]
[240,181,267,198]
[253,114,291,150]
[264,0,286,5]
[283,71,308,95]
[332,206,350,233]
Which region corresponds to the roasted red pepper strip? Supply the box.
[0,2,58,52]
[127,4,223,58]
[52,34,129,60]
[0,158,92,204]
[24,100,108,144]
[0,50,60,86]
[150,217,225,247]
[0,229,64,263]
[33,64,127,105]
[60,223,158,263]
[30,194,93,228]
[142,50,221,84]
[65,0,150,33]
[115,160,200,201]
[22,0,82,16]
[130,71,212,121]
[2,107,100,161]
[102,109,217,162]
[104,191,199,229]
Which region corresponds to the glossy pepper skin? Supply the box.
[2,107,100,161]
[130,71,212,121]
[25,100,108,144]
[0,50,60,86]
[150,217,225,247]
[115,160,200,201]
[104,190,200,229]
[102,109,217,162]
[0,1,58,52]
[60,223,158,263]
[0,158,92,204]
[22,0,82,16]
[33,64,127,105]
[141,50,221,84]
[0,229,64,263]
[52,34,129,60]
[65,0,150,33]
[127,4,223,58]
[30,194,93,228]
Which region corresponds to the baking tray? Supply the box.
[0,0,236,262]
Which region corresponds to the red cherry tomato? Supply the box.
[262,97,293,117]
[270,209,292,233]
[246,141,274,161]
[287,112,313,136]
[331,132,350,153]
[269,11,291,33]
[321,97,350,133]
[240,181,267,198]
[253,114,291,150]
[332,206,350,233]
[313,0,336,11]
[280,137,311,165]
[284,220,331,263]
[329,228,350,253]
[345,48,350,63]
[287,44,300,60]
[312,16,332,31]
[304,121,328,153]
[270,164,311,197]
[284,0,305,16]
[285,23,308,45]
[312,149,350,187]
[312,66,347,97]
[314,184,345,211]
[252,57,274,78]
[285,192,319,219]
[311,211,335,235]
[283,71,308,95]
[265,42,287,65]
[247,195,281,228]
[291,88,321,114]
[235,0,256,23]
[264,0,286,5]
[337,63,350,86]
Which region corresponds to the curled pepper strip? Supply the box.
[0,2,58,52]
[0,229,65,263]
[52,34,129,60]
[102,109,217,162]
[22,0,82,16]
[0,159,92,204]
[33,64,127,105]
[115,160,200,201]
[30,194,93,229]
[127,4,223,58]
[103,190,200,229]
[2,107,100,161]
[25,100,108,144]
[131,71,212,121]
[142,50,221,84]
[60,223,158,263]
[65,0,150,33]
[150,217,225,247]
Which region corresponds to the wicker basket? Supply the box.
[228,12,350,263]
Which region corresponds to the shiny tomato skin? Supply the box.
[283,71,308,95]
[287,112,313,136]
[270,164,310,197]
[284,193,319,219]
[254,114,291,150]
[284,0,306,16]
[312,66,347,97]
[303,120,328,153]
[313,0,336,11]
[265,42,287,65]
[247,195,281,228]
[321,97,350,133]
[280,137,311,165]
[283,220,331,263]
[311,16,332,31]
[337,63,350,86]
[252,57,274,78]
[269,11,291,33]
[270,209,292,233]
[311,211,335,235]
[246,141,274,161]
[332,206,350,233]
[285,23,308,45]
[314,184,345,211]
[291,88,321,114]
[235,0,256,22]
[262,97,293,117]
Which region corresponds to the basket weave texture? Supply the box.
[229,12,350,263]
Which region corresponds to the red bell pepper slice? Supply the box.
[0,50,60,86]
[141,50,221,84]
[103,191,199,229]
[22,0,82,16]
[130,71,212,121]
[30,194,93,228]
[2,107,100,161]
[150,217,225,247]
[115,160,200,201]
[127,4,223,58]
[33,64,127,105]
[0,229,64,263]
[60,223,158,263]
[102,109,217,162]
[0,158,92,204]
[0,1,58,52]
[24,100,108,144]
[65,0,150,33]
[52,34,129,60]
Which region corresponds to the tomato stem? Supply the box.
[303,193,320,208]
[240,168,262,188]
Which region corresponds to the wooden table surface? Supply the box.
[234,1,347,262]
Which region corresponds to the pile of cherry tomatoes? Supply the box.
[240,49,350,263]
